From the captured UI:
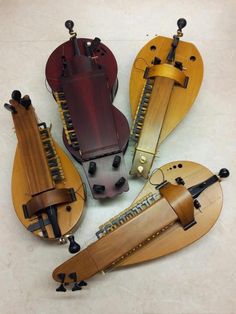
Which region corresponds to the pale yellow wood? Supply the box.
[130,77,174,178]
[130,36,203,144]
[12,141,85,240]
[119,161,222,267]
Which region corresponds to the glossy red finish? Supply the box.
[45,37,130,199]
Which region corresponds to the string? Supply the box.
[148,167,165,186]
[75,182,87,201]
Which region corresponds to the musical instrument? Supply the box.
[52,160,229,291]
[130,19,203,178]
[45,20,130,199]
[4,91,85,253]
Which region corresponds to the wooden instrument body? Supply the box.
[10,100,85,240]
[52,161,223,283]
[46,38,130,199]
[130,36,204,178]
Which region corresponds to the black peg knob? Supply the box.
[218,168,230,178]
[65,20,74,32]
[11,90,21,103]
[194,199,201,210]
[69,272,83,291]
[112,155,121,168]
[93,184,105,193]
[88,161,96,175]
[20,95,31,109]
[56,273,67,292]
[153,57,161,65]
[174,61,183,70]
[115,177,126,188]
[4,103,17,114]
[177,18,187,31]
[68,235,81,254]
[175,177,185,185]
[78,280,87,287]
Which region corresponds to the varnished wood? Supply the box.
[130,36,203,177]
[130,77,174,178]
[52,161,223,283]
[9,96,85,240]
[10,100,54,195]
[119,161,222,267]
[12,142,85,239]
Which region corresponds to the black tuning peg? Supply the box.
[68,235,81,254]
[177,18,187,31]
[175,177,185,185]
[115,177,126,188]
[112,155,121,168]
[20,95,31,109]
[69,272,82,291]
[88,161,96,175]
[65,20,74,33]
[93,184,105,193]
[218,168,230,178]
[56,273,67,292]
[69,272,88,291]
[193,199,202,211]
[11,90,21,103]
[4,103,17,114]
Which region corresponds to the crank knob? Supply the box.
[65,20,74,31]
[177,18,187,31]
[68,235,81,254]
[11,90,21,103]
[218,168,230,178]
[20,95,31,109]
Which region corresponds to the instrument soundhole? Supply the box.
[150,45,157,51]
[190,55,196,61]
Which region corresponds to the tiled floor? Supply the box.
[0,1,235,313]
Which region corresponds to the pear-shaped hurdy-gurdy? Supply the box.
[52,161,229,291]
[130,19,203,178]
[45,21,130,199]
[4,91,85,252]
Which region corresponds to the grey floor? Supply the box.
[0,1,235,313]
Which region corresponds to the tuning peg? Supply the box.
[112,155,121,168]
[56,273,67,292]
[88,161,96,175]
[65,20,75,35]
[4,103,17,114]
[218,168,230,178]
[175,177,185,185]
[177,18,187,31]
[115,177,126,188]
[193,199,202,212]
[68,235,81,254]
[20,95,31,109]
[93,184,105,193]
[78,280,87,287]
[11,90,21,103]
[69,272,82,291]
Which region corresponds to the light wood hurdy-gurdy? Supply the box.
[130,19,203,178]
[52,161,229,291]
[4,91,85,253]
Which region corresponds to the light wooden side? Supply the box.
[130,77,174,177]
[119,161,223,267]
[130,36,204,144]
[11,141,85,240]
[11,101,54,195]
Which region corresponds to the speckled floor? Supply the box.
[0,1,235,313]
